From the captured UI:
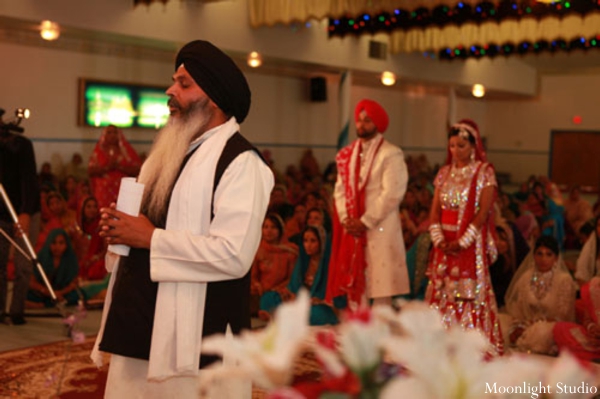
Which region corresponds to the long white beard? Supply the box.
[138,99,212,224]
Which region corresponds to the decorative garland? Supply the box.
[328,1,598,38]
[433,34,600,59]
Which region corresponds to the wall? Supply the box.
[484,74,600,184]
[2,40,600,185]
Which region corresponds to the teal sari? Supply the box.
[27,228,80,306]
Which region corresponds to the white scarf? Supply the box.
[91,118,240,380]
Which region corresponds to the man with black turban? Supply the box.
[91,40,274,397]
[326,99,410,310]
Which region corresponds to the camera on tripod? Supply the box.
[0,107,31,134]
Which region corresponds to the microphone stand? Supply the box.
[0,183,66,316]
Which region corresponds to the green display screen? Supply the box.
[80,79,169,129]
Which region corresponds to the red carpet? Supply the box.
[0,338,321,398]
[0,337,108,398]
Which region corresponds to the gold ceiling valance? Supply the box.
[249,0,504,27]
[390,13,600,53]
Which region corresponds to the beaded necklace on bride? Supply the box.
[530,265,554,300]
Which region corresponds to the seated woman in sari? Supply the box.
[396,232,431,301]
[574,217,600,287]
[288,207,332,247]
[505,235,577,355]
[252,213,298,321]
[553,277,600,362]
[284,225,339,326]
[36,191,83,254]
[27,229,80,307]
[77,196,107,281]
[489,225,517,310]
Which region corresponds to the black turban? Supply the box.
[175,40,251,123]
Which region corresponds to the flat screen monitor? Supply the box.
[79,79,169,129]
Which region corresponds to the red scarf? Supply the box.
[326,137,383,305]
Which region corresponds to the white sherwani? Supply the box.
[91,118,274,393]
[334,135,410,298]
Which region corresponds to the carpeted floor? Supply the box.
[0,336,107,398]
[0,336,322,399]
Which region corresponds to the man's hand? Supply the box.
[99,204,155,249]
[343,217,367,237]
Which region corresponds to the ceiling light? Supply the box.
[472,83,485,98]
[381,71,396,86]
[247,51,262,68]
[40,20,60,41]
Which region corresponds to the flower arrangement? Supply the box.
[200,290,599,399]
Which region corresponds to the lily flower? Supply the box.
[201,289,311,389]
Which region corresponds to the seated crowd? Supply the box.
[10,125,143,310]
[21,142,600,362]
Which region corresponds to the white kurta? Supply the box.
[334,136,410,298]
[91,118,274,388]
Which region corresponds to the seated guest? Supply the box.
[284,203,306,240]
[251,213,298,320]
[62,174,80,212]
[267,184,295,222]
[504,235,577,355]
[553,277,600,362]
[396,232,431,301]
[27,229,80,307]
[574,217,600,287]
[530,181,565,250]
[78,196,107,281]
[37,191,83,253]
[489,225,517,309]
[514,201,540,247]
[288,207,332,246]
[564,186,594,250]
[284,225,339,326]
[38,161,59,191]
[62,152,88,183]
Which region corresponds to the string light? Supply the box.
[439,35,600,60]
[328,0,582,37]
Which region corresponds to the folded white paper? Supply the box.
[108,177,145,257]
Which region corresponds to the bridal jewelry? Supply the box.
[449,162,474,180]
[530,267,554,300]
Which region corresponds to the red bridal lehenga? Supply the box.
[426,122,504,357]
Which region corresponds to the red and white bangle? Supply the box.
[458,223,479,249]
[429,223,444,247]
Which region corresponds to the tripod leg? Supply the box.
[10,234,34,323]
[0,220,10,319]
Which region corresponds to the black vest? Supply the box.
[100,132,266,367]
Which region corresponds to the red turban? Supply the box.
[354,99,389,133]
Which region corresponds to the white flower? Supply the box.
[337,306,390,373]
[381,305,495,399]
[200,289,311,389]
